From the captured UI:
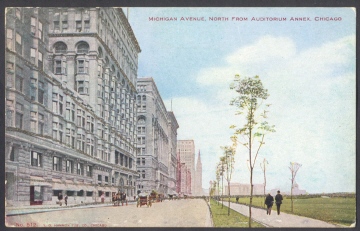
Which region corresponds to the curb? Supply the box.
[6,202,137,216]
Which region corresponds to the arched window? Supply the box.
[142,95,146,101]
[111,65,115,73]
[138,116,146,124]
[54,42,67,54]
[98,47,103,58]
[142,170,145,179]
[105,56,109,66]
[76,42,89,53]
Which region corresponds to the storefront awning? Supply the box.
[79,185,93,191]
[65,184,79,191]
[52,182,66,190]
[30,176,52,186]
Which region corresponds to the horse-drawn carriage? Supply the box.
[137,194,152,207]
[149,193,164,202]
[112,192,127,206]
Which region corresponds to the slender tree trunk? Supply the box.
[217,183,219,205]
[249,127,252,228]
[291,179,293,212]
[228,181,231,215]
[263,164,266,208]
[222,173,224,209]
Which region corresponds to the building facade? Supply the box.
[5,7,141,206]
[135,77,178,195]
[177,140,195,195]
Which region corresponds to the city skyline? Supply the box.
[130,8,356,193]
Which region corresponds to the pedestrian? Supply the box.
[101,193,105,203]
[275,190,283,215]
[58,192,63,206]
[264,193,274,215]
[64,194,68,206]
[112,192,115,205]
[116,192,121,206]
[236,196,239,204]
[123,193,127,206]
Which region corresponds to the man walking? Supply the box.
[64,194,68,206]
[58,192,63,206]
[275,190,283,215]
[264,193,274,215]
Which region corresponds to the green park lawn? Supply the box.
[226,196,355,226]
[209,199,264,227]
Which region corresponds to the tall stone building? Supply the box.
[194,150,204,196]
[177,140,195,195]
[135,77,178,195]
[5,7,140,206]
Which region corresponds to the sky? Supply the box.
[129,8,356,194]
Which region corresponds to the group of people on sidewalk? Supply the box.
[265,190,283,215]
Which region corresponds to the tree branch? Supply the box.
[252,134,265,168]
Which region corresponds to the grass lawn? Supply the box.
[227,196,355,226]
[209,199,264,227]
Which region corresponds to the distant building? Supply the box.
[194,150,204,196]
[270,182,306,196]
[135,77,179,195]
[224,183,264,196]
[177,140,195,195]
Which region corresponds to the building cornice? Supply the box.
[116,8,141,53]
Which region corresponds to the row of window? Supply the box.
[114,151,133,168]
[8,102,136,161]
[137,170,146,179]
[53,189,93,197]
[30,16,43,41]
[30,151,93,177]
[54,19,90,32]
[136,158,146,166]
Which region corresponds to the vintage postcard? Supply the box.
[4,6,356,228]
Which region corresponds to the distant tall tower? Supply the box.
[195,150,203,196]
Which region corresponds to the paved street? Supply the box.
[6,199,212,227]
[222,201,339,228]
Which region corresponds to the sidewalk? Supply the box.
[223,202,339,228]
[6,201,136,216]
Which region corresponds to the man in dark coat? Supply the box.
[264,193,274,215]
[275,190,283,215]
[58,192,63,206]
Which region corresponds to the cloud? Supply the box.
[185,35,355,193]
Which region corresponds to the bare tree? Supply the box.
[216,163,221,205]
[230,75,275,228]
[222,138,237,215]
[219,156,226,209]
[289,162,302,212]
[260,158,269,208]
